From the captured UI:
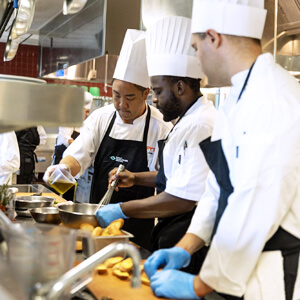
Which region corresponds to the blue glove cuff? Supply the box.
[117,203,129,219]
[187,275,201,300]
[173,247,191,268]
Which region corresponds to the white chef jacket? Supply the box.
[187,53,300,298]
[56,127,81,147]
[64,104,173,176]
[164,96,216,201]
[0,131,20,184]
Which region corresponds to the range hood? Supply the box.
[38,0,141,77]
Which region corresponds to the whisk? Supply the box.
[96,164,125,211]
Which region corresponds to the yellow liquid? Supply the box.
[49,180,77,195]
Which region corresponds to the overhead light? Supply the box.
[63,0,88,15]
[12,0,35,37]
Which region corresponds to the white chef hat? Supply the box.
[146,16,203,79]
[84,91,93,110]
[113,29,150,88]
[191,0,267,39]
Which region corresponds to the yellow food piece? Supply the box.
[92,226,102,237]
[141,272,150,286]
[80,223,94,233]
[101,227,111,236]
[120,258,133,272]
[95,264,107,274]
[112,261,122,271]
[104,256,124,268]
[109,218,124,230]
[76,240,82,251]
[113,269,129,280]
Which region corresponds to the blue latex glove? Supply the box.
[95,203,128,227]
[144,247,191,278]
[151,269,201,299]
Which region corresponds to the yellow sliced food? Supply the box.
[76,240,82,251]
[104,256,124,268]
[112,261,122,270]
[95,264,107,274]
[92,226,102,237]
[141,272,150,286]
[109,218,124,230]
[113,269,129,280]
[120,258,133,272]
[80,223,94,233]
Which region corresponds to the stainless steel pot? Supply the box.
[57,203,99,229]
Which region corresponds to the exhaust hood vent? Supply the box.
[39,0,141,77]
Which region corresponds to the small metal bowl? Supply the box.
[57,203,99,229]
[30,207,61,225]
[14,196,55,217]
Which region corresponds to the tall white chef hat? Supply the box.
[113,29,150,88]
[146,16,203,79]
[191,0,267,39]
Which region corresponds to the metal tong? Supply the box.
[96,164,125,211]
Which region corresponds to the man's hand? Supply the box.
[108,168,135,191]
[144,247,191,278]
[43,164,70,183]
[150,270,200,299]
[95,203,128,227]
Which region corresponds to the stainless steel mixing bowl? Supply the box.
[57,203,100,229]
[14,196,55,217]
[30,207,61,225]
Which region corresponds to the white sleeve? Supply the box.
[63,112,104,176]
[0,132,20,175]
[57,127,74,147]
[199,113,300,296]
[165,123,212,201]
[37,126,47,146]
[187,171,219,244]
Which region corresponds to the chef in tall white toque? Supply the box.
[143,0,300,299]
[44,29,172,251]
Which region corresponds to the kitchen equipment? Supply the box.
[34,242,141,299]
[48,166,77,195]
[14,196,55,217]
[63,0,88,15]
[96,164,125,210]
[30,207,61,225]
[58,203,99,229]
[82,230,134,257]
[0,222,93,300]
[0,1,14,39]
[12,0,35,37]
[4,17,20,62]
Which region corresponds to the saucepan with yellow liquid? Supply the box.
[48,166,77,196]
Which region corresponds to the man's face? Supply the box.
[112,79,147,124]
[151,76,181,122]
[191,33,227,87]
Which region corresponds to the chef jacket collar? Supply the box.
[115,103,148,125]
[183,95,207,118]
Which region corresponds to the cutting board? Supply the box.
[88,268,172,300]
[16,192,66,203]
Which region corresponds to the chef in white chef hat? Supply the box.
[46,29,172,253]
[143,1,300,300]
